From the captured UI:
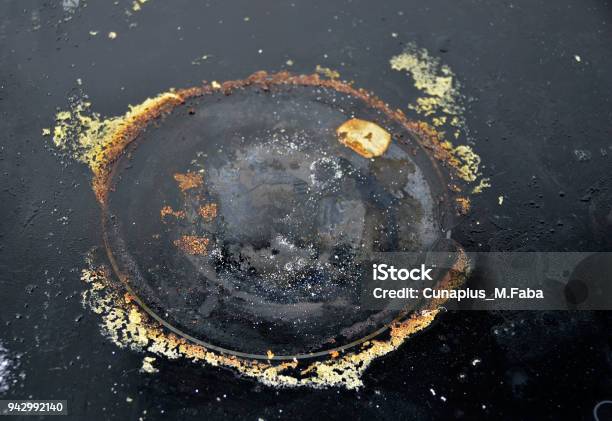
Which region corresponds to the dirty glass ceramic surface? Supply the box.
[1,0,611,420]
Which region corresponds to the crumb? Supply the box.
[140,357,158,374]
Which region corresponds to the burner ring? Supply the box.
[97,72,467,360]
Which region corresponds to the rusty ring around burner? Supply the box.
[97,71,467,361]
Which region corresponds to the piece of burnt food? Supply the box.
[336,118,392,158]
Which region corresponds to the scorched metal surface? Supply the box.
[101,74,460,359]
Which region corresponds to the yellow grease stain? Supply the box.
[390,44,463,119]
[472,178,492,194]
[52,94,180,174]
[50,92,183,203]
[446,144,481,183]
[315,65,340,79]
[390,44,489,192]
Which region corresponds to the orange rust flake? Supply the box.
[173,235,209,255]
[173,172,203,192]
[336,118,392,158]
[160,205,186,220]
[198,203,218,221]
[455,197,471,215]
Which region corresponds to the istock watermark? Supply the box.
[360,252,612,311]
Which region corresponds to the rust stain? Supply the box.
[160,205,186,220]
[173,172,203,192]
[197,203,218,221]
[173,235,209,255]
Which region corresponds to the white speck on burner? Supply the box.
[0,341,19,393]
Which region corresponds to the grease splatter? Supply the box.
[390,43,464,125]
[315,65,340,79]
[50,92,183,203]
[390,43,489,192]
